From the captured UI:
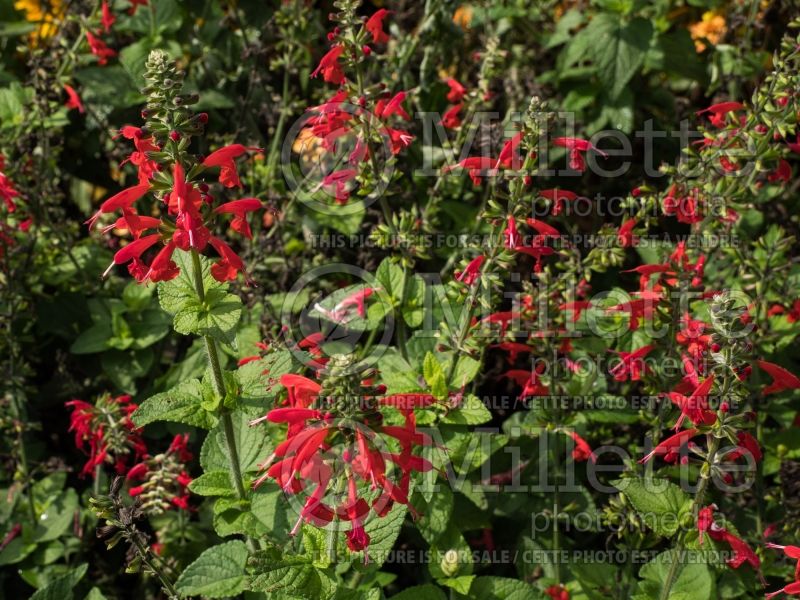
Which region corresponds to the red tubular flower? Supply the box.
[667,374,716,429]
[214,197,262,239]
[105,233,161,278]
[640,428,700,464]
[311,45,346,85]
[710,528,760,570]
[553,137,607,171]
[376,91,410,121]
[65,394,145,478]
[727,431,762,462]
[617,218,637,247]
[101,1,115,33]
[85,183,151,229]
[365,9,391,44]
[545,584,570,600]
[539,188,578,215]
[441,103,463,129]
[445,78,466,103]
[144,241,179,282]
[496,131,525,169]
[383,128,414,155]
[118,126,160,183]
[696,102,745,127]
[201,144,261,188]
[757,360,800,395]
[697,504,716,544]
[208,236,245,282]
[281,374,322,408]
[455,255,485,285]
[609,344,654,382]
[443,156,495,186]
[64,84,84,114]
[567,431,593,462]
[321,168,357,204]
[86,31,117,65]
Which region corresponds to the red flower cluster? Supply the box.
[303,10,414,205]
[65,394,146,478]
[253,374,435,557]
[88,115,262,283]
[127,434,193,513]
[766,542,800,598]
[697,505,760,571]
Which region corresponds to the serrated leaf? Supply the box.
[188,470,236,497]
[158,250,242,344]
[247,548,335,599]
[175,540,248,598]
[443,395,492,425]
[638,550,715,600]
[132,379,217,429]
[30,563,87,600]
[389,584,447,600]
[468,576,539,600]
[612,478,690,537]
[375,258,405,302]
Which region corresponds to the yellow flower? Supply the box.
[453,5,473,30]
[14,0,65,43]
[292,128,325,166]
[689,11,726,53]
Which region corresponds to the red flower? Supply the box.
[64,84,84,113]
[101,1,115,33]
[443,156,496,186]
[639,428,700,463]
[445,78,466,103]
[86,31,117,66]
[696,102,744,128]
[208,236,246,282]
[202,144,261,188]
[609,344,654,382]
[214,198,262,239]
[553,137,607,172]
[667,374,716,429]
[311,46,346,85]
[757,360,800,395]
[545,585,569,600]
[539,188,578,215]
[376,91,410,121]
[441,103,463,129]
[567,431,593,462]
[365,9,391,44]
[117,126,160,183]
[85,183,151,229]
[726,431,762,462]
[455,255,485,285]
[617,218,637,247]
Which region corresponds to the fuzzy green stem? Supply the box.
[190,249,258,553]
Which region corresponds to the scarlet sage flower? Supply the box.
[101,0,115,32]
[495,131,525,169]
[445,78,466,103]
[65,394,146,478]
[455,255,485,285]
[757,360,800,395]
[558,301,592,323]
[376,91,410,121]
[441,103,463,129]
[491,342,532,364]
[545,585,569,600]
[617,218,637,247]
[727,431,762,462]
[667,374,716,429]
[608,344,654,381]
[553,137,607,172]
[315,287,377,323]
[208,236,246,282]
[202,144,261,188]
[0,160,20,213]
[383,128,414,155]
[566,431,593,462]
[117,126,160,183]
[85,183,151,229]
[696,101,745,128]
[443,156,496,186]
[539,188,578,215]
[311,45,346,85]
[639,428,700,464]
[86,31,116,65]
[214,198,262,239]
[64,84,84,113]
[321,168,357,204]
[365,9,391,44]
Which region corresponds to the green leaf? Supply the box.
[443,395,492,425]
[202,409,272,473]
[175,540,249,598]
[416,486,453,545]
[563,14,652,100]
[132,379,217,429]
[247,548,335,599]
[389,584,447,600]
[375,258,405,303]
[612,478,690,537]
[423,352,447,400]
[638,550,715,600]
[158,250,242,344]
[188,471,236,497]
[30,563,87,600]
[468,576,539,600]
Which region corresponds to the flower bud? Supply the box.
[169,131,181,142]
